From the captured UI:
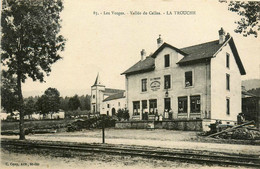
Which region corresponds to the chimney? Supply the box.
[225,32,230,41]
[157,34,163,48]
[218,27,226,44]
[140,49,146,61]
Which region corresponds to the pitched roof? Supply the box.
[103,92,125,102]
[151,42,188,58]
[121,56,155,75]
[121,43,187,75]
[178,40,222,63]
[228,38,246,75]
[122,37,246,75]
[104,88,125,94]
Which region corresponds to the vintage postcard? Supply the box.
[1,0,260,169]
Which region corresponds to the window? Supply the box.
[133,101,140,115]
[226,98,230,115]
[164,54,170,67]
[107,104,110,108]
[178,97,187,113]
[149,99,157,114]
[185,71,193,87]
[118,102,120,106]
[164,75,171,89]
[226,74,230,90]
[141,79,147,92]
[190,96,201,113]
[93,95,95,99]
[226,53,230,68]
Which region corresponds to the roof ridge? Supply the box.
[181,39,218,50]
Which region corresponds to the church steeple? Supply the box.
[91,73,105,114]
[93,73,104,87]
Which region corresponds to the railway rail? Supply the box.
[2,139,260,167]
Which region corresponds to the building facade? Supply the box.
[122,28,246,124]
[102,93,126,116]
[91,74,126,116]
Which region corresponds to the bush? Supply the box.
[116,108,129,121]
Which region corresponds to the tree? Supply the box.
[36,94,49,117]
[44,87,61,118]
[68,95,81,111]
[60,96,70,111]
[35,88,60,119]
[1,71,19,114]
[78,94,91,110]
[24,97,36,119]
[1,0,66,139]
[222,1,260,37]
[85,95,91,110]
[116,108,129,121]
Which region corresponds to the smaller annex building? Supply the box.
[242,87,260,129]
[91,74,126,116]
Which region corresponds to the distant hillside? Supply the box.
[242,79,260,90]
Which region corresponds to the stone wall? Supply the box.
[115,119,203,131]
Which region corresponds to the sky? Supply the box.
[22,0,260,97]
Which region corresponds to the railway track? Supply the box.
[2,139,260,167]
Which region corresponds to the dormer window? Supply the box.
[164,54,170,67]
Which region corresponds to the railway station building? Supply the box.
[121,28,246,125]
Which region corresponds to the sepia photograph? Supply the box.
[1,0,260,168]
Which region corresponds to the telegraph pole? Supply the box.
[102,116,105,144]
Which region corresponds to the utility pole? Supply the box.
[102,116,105,144]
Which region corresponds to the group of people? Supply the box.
[141,108,175,120]
[164,109,173,120]
[154,109,174,121]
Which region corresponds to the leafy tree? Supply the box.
[60,96,70,111]
[35,88,61,119]
[44,87,61,118]
[85,95,91,110]
[222,1,260,37]
[79,94,91,110]
[1,0,66,139]
[35,94,49,117]
[68,95,81,111]
[1,71,19,114]
[24,97,36,119]
[116,108,129,121]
